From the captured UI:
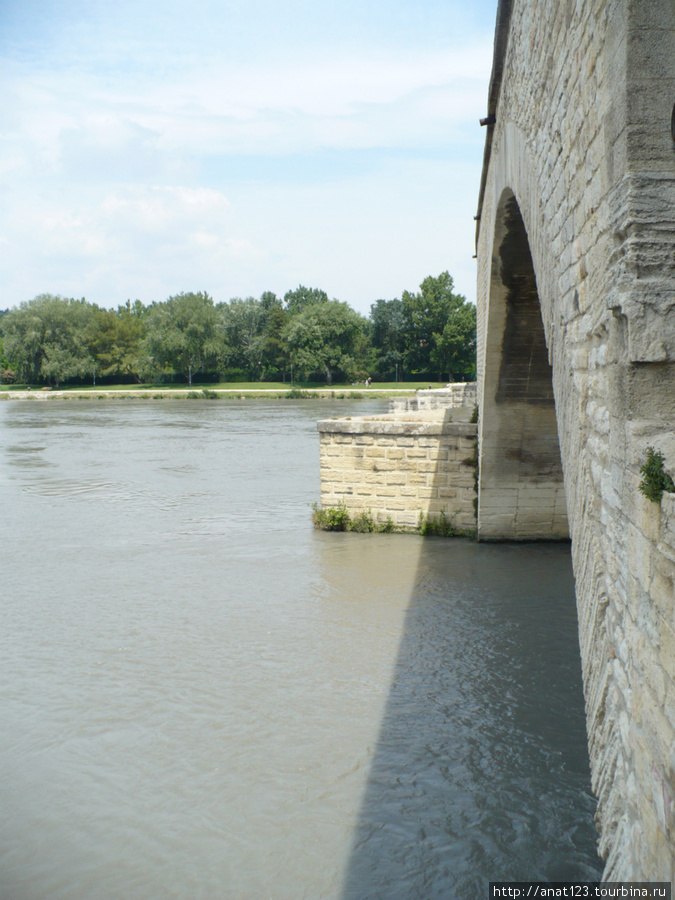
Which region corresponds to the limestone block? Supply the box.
[665,681,675,733]
[660,621,675,682]
[651,568,675,625]
[405,448,430,459]
[368,459,396,472]
[408,474,430,486]
[400,486,419,498]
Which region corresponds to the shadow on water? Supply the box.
[340,539,603,899]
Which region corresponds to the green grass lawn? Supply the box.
[2,380,450,393]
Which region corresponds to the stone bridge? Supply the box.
[475,0,675,882]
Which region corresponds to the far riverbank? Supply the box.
[0,387,422,402]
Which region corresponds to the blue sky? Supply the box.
[1,0,498,314]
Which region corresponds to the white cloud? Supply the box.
[182,47,493,119]
[0,14,493,310]
[1,184,256,303]
[2,44,492,171]
[1,151,481,312]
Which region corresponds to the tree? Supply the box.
[283,300,368,385]
[401,272,475,379]
[259,291,281,311]
[0,328,14,383]
[88,305,147,383]
[144,292,226,384]
[2,295,96,384]
[221,297,268,378]
[259,298,290,380]
[283,285,330,316]
[431,302,477,381]
[219,291,291,380]
[370,298,406,381]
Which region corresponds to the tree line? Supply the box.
[0,272,476,387]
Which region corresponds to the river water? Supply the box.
[0,399,602,898]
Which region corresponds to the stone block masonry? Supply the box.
[318,412,477,531]
[475,0,675,882]
[389,382,477,413]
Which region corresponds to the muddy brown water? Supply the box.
[0,400,601,898]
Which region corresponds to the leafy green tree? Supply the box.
[221,297,268,378]
[0,327,7,368]
[259,298,290,380]
[401,272,475,379]
[431,302,476,381]
[283,285,330,316]
[0,325,15,383]
[89,305,147,383]
[2,295,96,384]
[283,300,368,385]
[220,292,292,380]
[259,291,281,311]
[144,292,226,384]
[370,298,406,381]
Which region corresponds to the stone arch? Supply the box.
[478,187,568,540]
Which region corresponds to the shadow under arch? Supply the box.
[338,538,602,899]
[478,189,569,540]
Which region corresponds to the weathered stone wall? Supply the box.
[389,382,477,413]
[476,0,675,882]
[318,413,477,531]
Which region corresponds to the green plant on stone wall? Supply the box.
[312,502,352,531]
[462,441,478,469]
[639,446,675,503]
[417,510,476,538]
[312,503,397,533]
[349,509,377,532]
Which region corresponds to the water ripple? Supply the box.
[20,478,209,511]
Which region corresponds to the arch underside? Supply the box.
[478,191,569,540]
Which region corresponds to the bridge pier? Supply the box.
[476,0,675,881]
